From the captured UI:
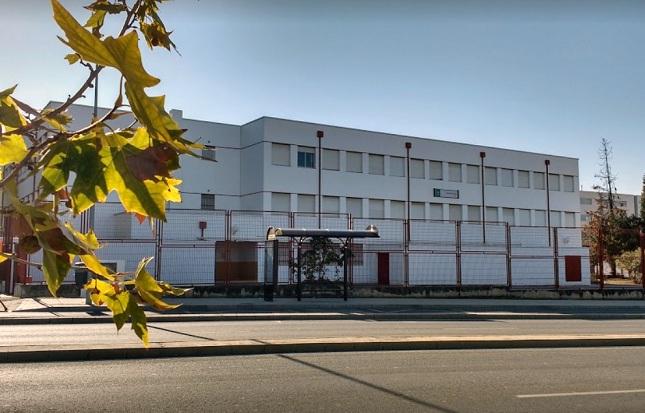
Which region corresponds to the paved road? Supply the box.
[2,347,645,412]
[3,318,645,347]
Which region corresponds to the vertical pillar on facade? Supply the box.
[480,152,486,244]
[404,219,410,287]
[506,223,512,289]
[456,221,462,290]
[316,130,324,229]
[545,159,552,246]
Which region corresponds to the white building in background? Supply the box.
[579,190,642,223]
[31,103,582,226]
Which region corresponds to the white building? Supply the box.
[27,103,582,225]
[8,103,591,288]
[579,190,642,224]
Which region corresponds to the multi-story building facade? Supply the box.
[579,190,642,223]
[4,103,591,290]
[24,103,582,226]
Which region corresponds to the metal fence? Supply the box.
[1,203,596,291]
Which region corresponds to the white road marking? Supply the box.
[517,389,645,398]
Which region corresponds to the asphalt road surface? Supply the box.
[4,318,645,347]
[2,347,645,412]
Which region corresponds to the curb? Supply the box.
[3,311,645,325]
[3,334,645,363]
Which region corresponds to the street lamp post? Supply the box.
[545,159,552,246]
[405,142,411,242]
[480,151,486,244]
[316,130,324,228]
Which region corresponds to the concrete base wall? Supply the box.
[14,283,645,300]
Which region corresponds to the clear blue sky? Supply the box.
[1,0,643,193]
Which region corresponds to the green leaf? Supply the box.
[42,108,72,131]
[124,83,194,153]
[134,257,180,311]
[52,0,159,88]
[64,53,80,64]
[52,0,117,67]
[86,1,128,14]
[84,9,106,29]
[0,135,28,166]
[42,250,72,297]
[127,293,149,346]
[0,85,17,100]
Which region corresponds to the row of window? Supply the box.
[272,143,576,191]
[270,193,577,226]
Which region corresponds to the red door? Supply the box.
[377,253,390,285]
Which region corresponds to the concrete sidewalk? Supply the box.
[2,296,645,325]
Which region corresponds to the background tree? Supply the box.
[616,249,641,281]
[593,138,617,212]
[641,175,645,224]
[0,0,193,345]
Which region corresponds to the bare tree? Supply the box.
[593,138,617,212]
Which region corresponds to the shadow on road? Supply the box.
[277,353,459,413]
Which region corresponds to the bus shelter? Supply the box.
[265,226,379,301]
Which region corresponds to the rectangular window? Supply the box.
[346,151,363,173]
[322,196,340,213]
[297,146,315,168]
[580,214,588,222]
[322,149,339,171]
[448,204,462,221]
[564,212,575,227]
[484,167,497,185]
[271,143,290,166]
[518,170,530,188]
[410,159,425,179]
[486,206,499,222]
[466,164,480,184]
[533,172,545,190]
[429,161,443,180]
[550,210,562,227]
[502,208,515,225]
[297,194,315,213]
[390,156,404,177]
[518,209,531,226]
[202,145,216,161]
[501,169,514,187]
[563,175,575,192]
[448,163,462,182]
[369,199,385,218]
[271,192,290,212]
[411,202,425,219]
[200,194,215,210]
[580,198,593,205]
[390,200,405,219]
[346,197,363,218]
[534,209,546,226]
[429,203,443,220]
[368,154,385,175]
[467,205,481,222]
[548,174,560,191]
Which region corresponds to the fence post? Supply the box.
[553,227,560,289]
[506,223,512,289]
[456,221,462,290]
[639,231,645,289]
[598,224,604,290]
[403,219,409,287]
[154,219,163,281]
